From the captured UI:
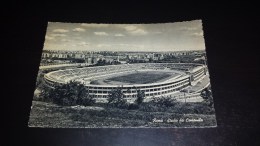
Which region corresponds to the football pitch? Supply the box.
[90,71,179,85]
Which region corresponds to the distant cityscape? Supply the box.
[41,50,206,66]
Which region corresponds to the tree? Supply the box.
[107,87,127,108]
[135,90,145,105]
[151,96,177,107]
[97,59,102,65]
[201,87,212,99]
[102,59,106,65]
[39,83,55,102]
[77,86,95,106]
[201,87,214,107]
[40,81,95,106]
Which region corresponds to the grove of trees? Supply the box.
[107,87,128,108]
[36,81,214,115]
[40,81,95,106]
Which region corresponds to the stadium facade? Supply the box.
[43,63,207,98]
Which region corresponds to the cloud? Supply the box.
[131,29,147,35]
[72,28,86,32]
[191,32,203,37]
[78,41,89,46]
[114,33,124,37]
[122,25,147,35]
[50,33,67,37]
[179,24,202,32]
[97,44,111,47]
[94,32,108,36]
[53,29,69,33]
[81,24,109,28]
[124,25,137,31]
[116,43,144,48]
[181,27,197,31]
[45,35,55,40]
[153,31,162,34]
[74,36,82,40]
[61,39,70,42]
[118,43,130,46]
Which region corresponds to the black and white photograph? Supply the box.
[28,20,217,128]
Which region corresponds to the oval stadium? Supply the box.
[43,63,209,99]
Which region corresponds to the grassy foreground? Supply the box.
[28,101,216,128]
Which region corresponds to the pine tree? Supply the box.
[135,89,145,105]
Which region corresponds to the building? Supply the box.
[43,63,207,98]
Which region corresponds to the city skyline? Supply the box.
[43,20,206,52]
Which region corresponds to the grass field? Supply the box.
[91,71,178,85]
[28,101,216,128]
[107,71,173,84]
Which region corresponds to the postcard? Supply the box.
[28,20,217,128]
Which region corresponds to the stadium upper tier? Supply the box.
[44,63,202,83]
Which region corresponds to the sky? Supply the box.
[43,20,206,52]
